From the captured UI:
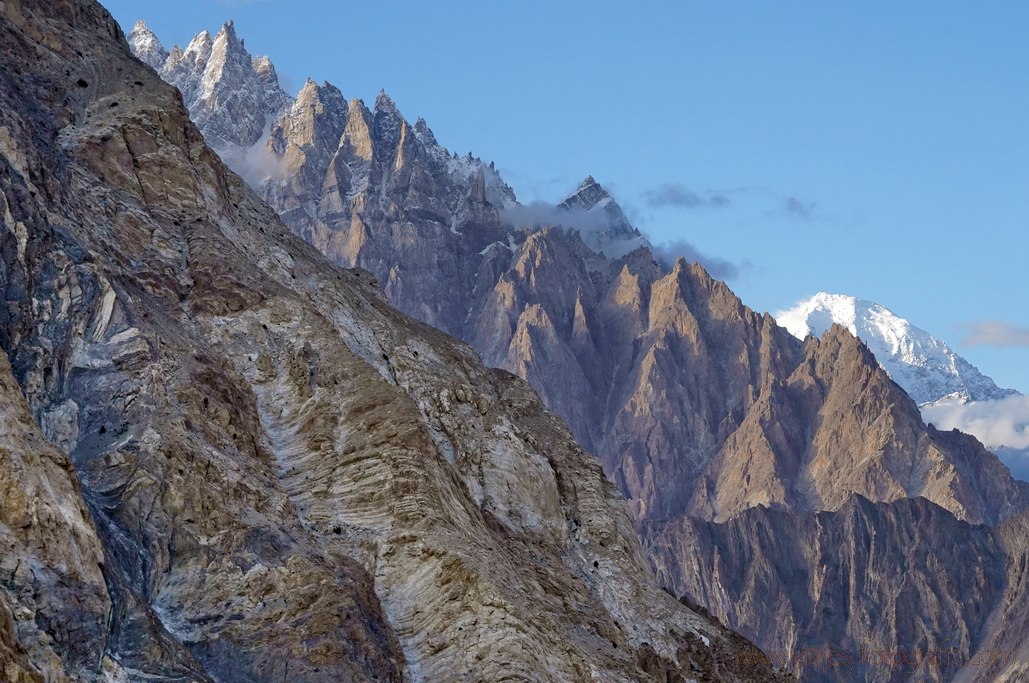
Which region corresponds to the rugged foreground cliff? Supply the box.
[0,1,796,680]
[126,18,1029,682]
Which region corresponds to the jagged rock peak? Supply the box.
[559,175,611,211]
[127,19,167,70]
[777,292,1018,405]
[412,116,438,144]
[553,175,643,253]
[184,28,213,58]
[374,89,399,113]
[295,77,344,105]
[135,18,292,150]
[217,19,239,42]
[209,20,251,71]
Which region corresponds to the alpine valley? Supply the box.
[0,3,1024,682]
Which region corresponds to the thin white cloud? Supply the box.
[214,120,285,188]
[500,201,744,279]
[501,201,613,235]
[959,321,1029,348]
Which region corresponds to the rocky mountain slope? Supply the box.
[0,1,794,680]
[645,497,1029,683]
[130,19,1029,682]
[777,292,1018,405]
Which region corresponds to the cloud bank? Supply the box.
[501,201,616,236]
[651,240,741,280]
[922,395,1029,481]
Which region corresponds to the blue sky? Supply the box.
[105,1,1029,391]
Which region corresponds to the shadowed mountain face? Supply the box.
[643,497,1027,683]
[0,1,794,681]
[120,16,1029,683]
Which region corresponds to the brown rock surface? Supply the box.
[0,352,111,682]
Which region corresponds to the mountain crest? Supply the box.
[374,89,398,113]
[184,28,213,62]
[127,20,167,70]
[559,175,611,211]
[555,176,643,255]
[216,19,239,44]
[777,292,1017,405]
[141,19,292,150]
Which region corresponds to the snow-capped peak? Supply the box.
[556,176,643,252]
[559,176,611,212]
[127,20,167,71]
[133,19,292,151]
[776,292,1017,405]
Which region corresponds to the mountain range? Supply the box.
[0,6,1024,681]
[123,17,1029,682]
[0,4,791,681]
[778,293,1028,482]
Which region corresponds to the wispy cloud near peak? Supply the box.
[644,183,731,210]
[959,321,1029,348]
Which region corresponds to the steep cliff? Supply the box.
[644,497,1011,683]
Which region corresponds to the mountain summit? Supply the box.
[127,20,167,70]
[557,175,645,253]
[133,20,292,150]
[777,292,1017,405]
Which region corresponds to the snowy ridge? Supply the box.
[130,20,517,212]
[127,20,168,71]
[130,21,292,152]
[777,292,1017,406]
